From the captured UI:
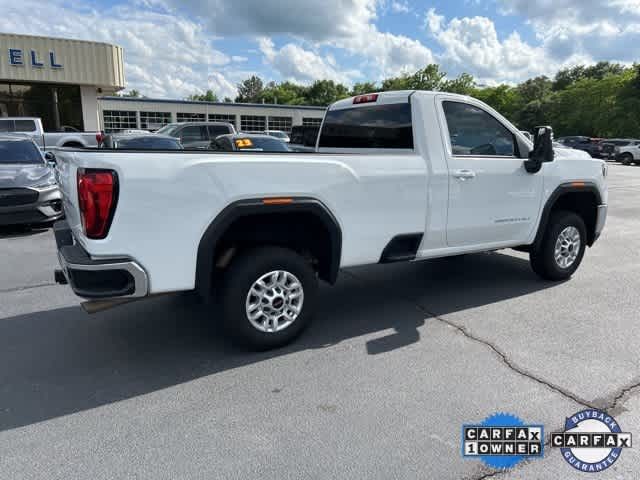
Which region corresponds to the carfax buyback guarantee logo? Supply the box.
[551,409,632,472]
[462,413,544,469]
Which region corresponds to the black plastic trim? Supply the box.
[195,197,342,296]
[379,233,423,263]
[532,182,602,250]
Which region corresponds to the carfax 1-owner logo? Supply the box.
[462,413,544,469]
[551,409,632,472]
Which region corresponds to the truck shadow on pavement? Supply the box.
[0,252,559,432]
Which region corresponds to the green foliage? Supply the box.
[121,89,143,98]
[350,82,378,96]
[225,62,639,137]
[186,89,219,102]
[235,75,264,103]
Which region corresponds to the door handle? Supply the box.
[453,169,476,180]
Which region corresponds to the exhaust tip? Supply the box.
[54,269,68,285]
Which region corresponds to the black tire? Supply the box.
[530,211,587,281]
[218,246,318,350]
[620,153,633,165]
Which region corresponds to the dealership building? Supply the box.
[1,32,326,134]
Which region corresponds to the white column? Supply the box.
[80,85,100,131]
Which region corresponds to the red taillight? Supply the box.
[77,169,118,239]
[96,132,105,145]
[353,93,378,104]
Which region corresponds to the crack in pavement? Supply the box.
[342,269,594,410]
[0,282,57,294]
[342,269,640,479]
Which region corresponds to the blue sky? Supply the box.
[1,0,639,99]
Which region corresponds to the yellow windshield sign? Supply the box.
[235,138,254,148]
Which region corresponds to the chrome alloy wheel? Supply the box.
[245,270,304,333]
[554,226,581,269]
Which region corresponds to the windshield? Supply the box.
[0,139,43,164]
[267,131,287,138]
[115,137,182,150]
[155,125,178,136]
[235,137,290,152]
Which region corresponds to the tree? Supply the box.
[235,75,264,103]
[516,76,552,104]
[382,64,447,91]
[121,89,142,98]
[304,80,350,106]
[186,89,219,102]
[441,73,475,95]
[350,82,378,96]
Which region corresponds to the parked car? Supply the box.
[210,134,290,152]
[53,90,608,350]
[600,139,640,161]
[556,136,605,158]
[289,125,320,152]
[613,141,640,165]
[0,117,101,148]
[99,133,183,150]
[155,122,236,149]
[0,136,63,227]
[264,130,290,143]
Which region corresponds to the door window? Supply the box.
[443,101,516,157]
[180,125,207,142]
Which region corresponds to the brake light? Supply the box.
[353,93,378,104]
[77,169,118,239]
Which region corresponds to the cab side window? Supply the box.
[443,101,516,157]
[180,126,207,142]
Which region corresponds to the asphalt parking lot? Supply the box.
[1,163,639,479]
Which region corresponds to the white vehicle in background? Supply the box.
[264,130,291,143]
[53,90,608,350]
[0,117,101,148]
[614,142,640,165]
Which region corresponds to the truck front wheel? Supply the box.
[218,246,318,350]
[530,211,587,281]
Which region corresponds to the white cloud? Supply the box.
[169,0,435,81]
[258,38,359,84]
[390,1,410,13]
[164,0,379,41]
[0,0,239,99]
[425,9,555,84]
[498,0,640,63]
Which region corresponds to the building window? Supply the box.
[177,112,205,122]
[140,111,171,130]
[240,115,266,132]
[1,82,84,131]
[303,117,323,127]
[268,116,293,133]
[103,110,137,133]
[209,113,236,127]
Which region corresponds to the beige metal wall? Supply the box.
[0,33,125,89]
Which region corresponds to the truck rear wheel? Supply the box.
[218,246,318,350]
[530,211,587,281]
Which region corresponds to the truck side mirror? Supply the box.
[524,126,554,174]
[44,151,57,165]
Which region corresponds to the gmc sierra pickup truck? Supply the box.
[52,90,608,350]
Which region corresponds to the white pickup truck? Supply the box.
[52,90,608,350]
[0,117,100,148]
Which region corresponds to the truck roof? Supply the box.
[328,90,472,110]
